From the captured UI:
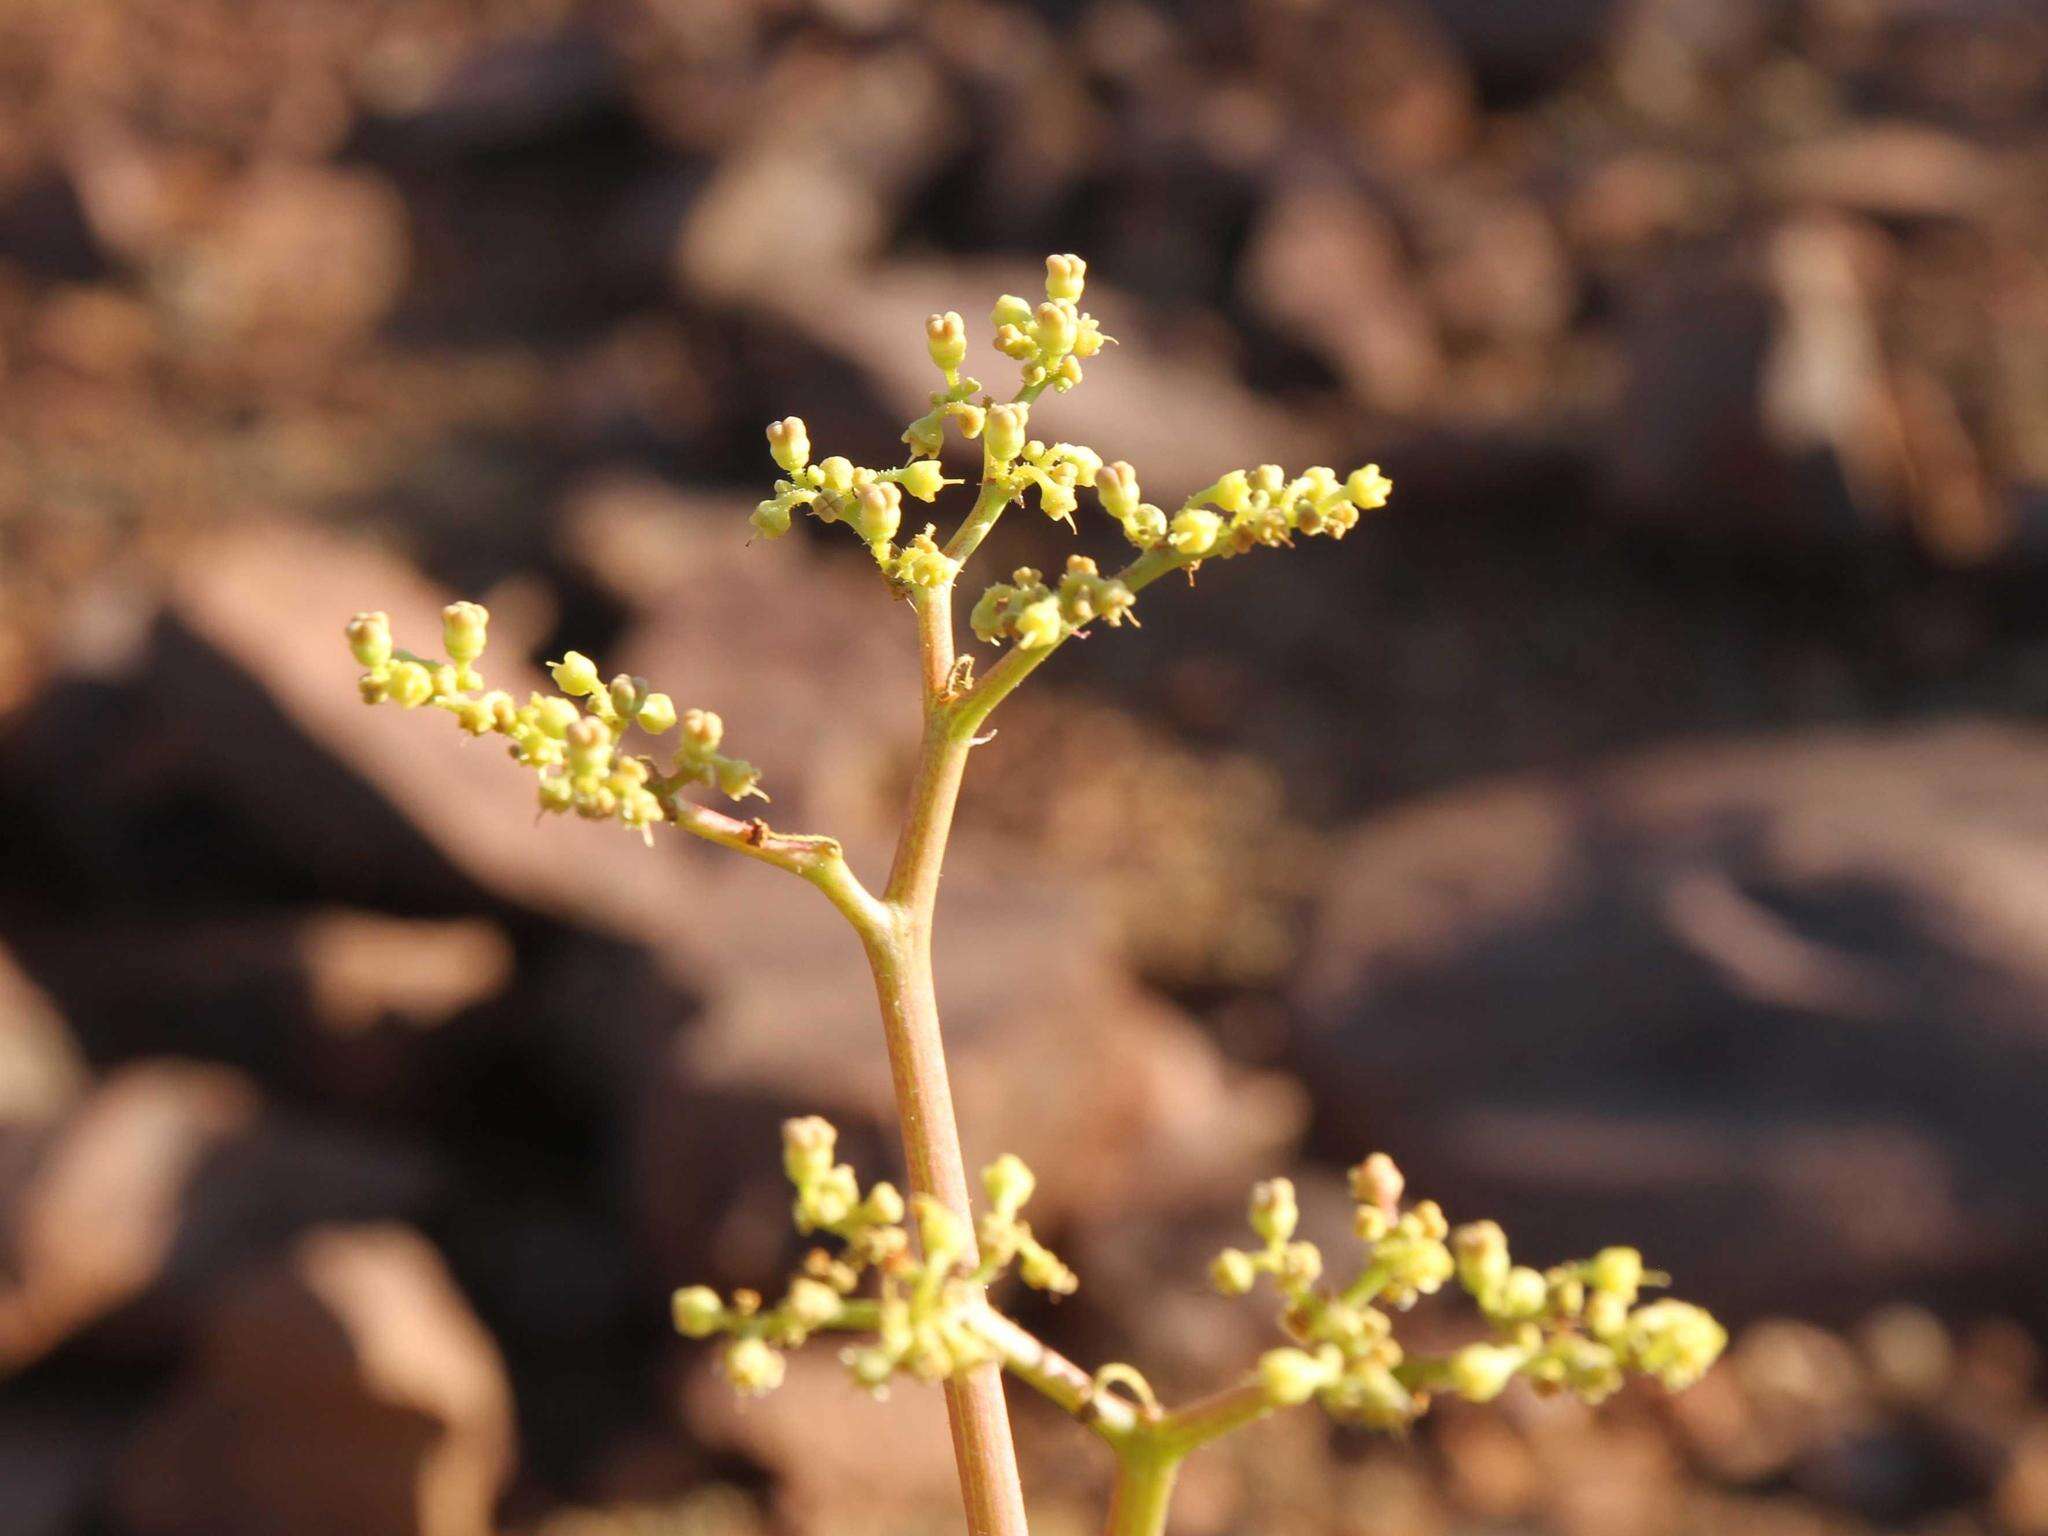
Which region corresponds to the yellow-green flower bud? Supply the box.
[893,532,958,589]
[751,497,792,538]
[1044,252,1087,303]
[985,402,1028,464]
[766,416,811,474]
[1258,1346,1334,1407]
[478,691,517,731]
[441,601,489,665]
[1012,595,1063,650]
[551,651,600,697]
[982,1153,1036,1218]
[455,698,496,736]
[1249,1177,1299,1244]
[950,401,986,439]
[1348,1152,1404,1213]
[895,460,956,503]
[1121,503,1168,550]
[1031,300,1077,359]
[1584,1291,1628,1341]
[1211,1248,1258,1296]
[725,1337,785,1396]
[851,481,901,545]
[1169,507,1223,557]
[565,715,611,778]
[1095,461,1140,520]
[785,1277,841,1330]
[672,1286,725,1338]
[1054,354,1084,390]
[1588,1246,1644,1302]
[1200,471,1252,514]
[608,673,649,721]
[1622,1300,1727,1391]
[991,293,1033,332]
[681,708,724,754]
[1453,1220,1510,1301]
[1019,1242,1078,1295]
[903,411,946,459]
[1547,1270,1586,1319]
[1251,464,1286,497]
[1323,1362,1414,1429]
[817,456,855,495]
[863,1181,905,1226]
[1346,464,1393,510]
[925,311,967,372]
[346,611,393,669]
[537,774,574,814]
[636,692,677,734]
[388,659,435,709]
[1278,1241,1323,1288]
[1447,1343,1525,1403]
[846,1344,896,1391]
[1498,1265,1548,1320]
[533,696,579,739]
[782,1116,837,1184]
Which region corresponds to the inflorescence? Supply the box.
[345,603,762,843]
[347,253,1392,839]
[671,1117,1076,1398]
[743,253,1394,655]
[672,1120,1726,1430]
[1212,1155,1726,1425]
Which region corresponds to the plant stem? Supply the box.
[1105,1448,1181,1536]
[853,581,1028,1536]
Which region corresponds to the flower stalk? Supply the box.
[345,253,1724,1536]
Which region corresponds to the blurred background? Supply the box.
[4,1,2048,1533]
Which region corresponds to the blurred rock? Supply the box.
[1293,723,2048,1311]
[0,1061,439,1373]
[684,1349,955,1533]
[1242,180,1445,415]
[0,1395,130,1536]
[0,943,86,1128]
[676,47,949,303]
[6,912,510,1113]
[1764,124,2009,223]
[117,1223,514,1536]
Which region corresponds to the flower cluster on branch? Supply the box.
[1216,1155,1727,1425]
[670,1120,1726,1444]
[345,605,761,843]
[669,1118,1075,1398]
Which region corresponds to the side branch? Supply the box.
[655,788,888,934]
[971,1309,1142,1443]
[948,545,1186,737]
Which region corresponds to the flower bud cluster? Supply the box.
[1212,1152,1725,1431]
[345,607,762,844]
[1132,462,1392,562]
[990,255,1110,396]
[752,417,968,590]
[672,1118,1078,1400]
[969,557,1136,652]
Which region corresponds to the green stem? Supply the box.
[1105,1448,1181,1536]
[859,578,1029,1536]
[945,476,1018,568]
